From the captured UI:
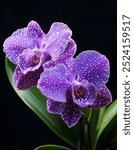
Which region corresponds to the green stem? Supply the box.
[84,122,91,150]
[78,116,84,150]
[78,114,92,150]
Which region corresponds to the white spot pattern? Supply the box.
[38,64,71,102]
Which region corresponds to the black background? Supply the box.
[0,0,116,150]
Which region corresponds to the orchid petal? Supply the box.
[45,22,72,60]
[75,50,110,90]
[47,98,65,114]
[37,64,71,102]
[3,21,44,64]
[90,86,112,109]
[13,66,43,90]
[61,99,82,128]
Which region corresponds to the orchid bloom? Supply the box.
[37,51,112,128]
[3,21,76,90]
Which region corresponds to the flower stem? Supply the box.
[78,114,92,150]
[78,116,84,150]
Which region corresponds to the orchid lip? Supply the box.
[73,81,87,99]
[33,58,40,65]
[74,86,86,98]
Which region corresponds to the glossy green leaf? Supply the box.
[88,107,106,149]
[97,100,117,140]
[34,145,72,150]
[95,115,117,150]
[83,108,92,122]
[93,100,117,150]
[5,58,79,149]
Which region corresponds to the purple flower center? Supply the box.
[74,85,86,99]
[33,58,40,65]
[32,55,40,65]
[73,81,86,99]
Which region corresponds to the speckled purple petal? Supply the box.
[47,98,65,114]
[54,39,77,81]
[27,20,44,39]
[45,22,72,60]
[75,50,110,90]
[18,48,48,74]
[61,99,82,128]
[43,59,55,69]
[3,21,44,64]
[37,64,71,102]
[72,79,97,108]
[18,48,40,74]
[63,58,76,82]
[90,86,112,109]
[59,39,77,60]
[13,66,43,90]
[47,22,72,43]
[54,58,76,82]
[43,39,76,71]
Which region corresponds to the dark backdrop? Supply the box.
[0,0,117,150]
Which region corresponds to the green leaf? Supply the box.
[89,109,104,150]
[83,108,92,122]
[97,100,117,140]
[93,100,117,150]
[5,58,79,149]
[34,145,72,150]
[96,116,117,150]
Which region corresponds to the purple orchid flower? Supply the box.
[3,21,76,90]
[37,50,112,128]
